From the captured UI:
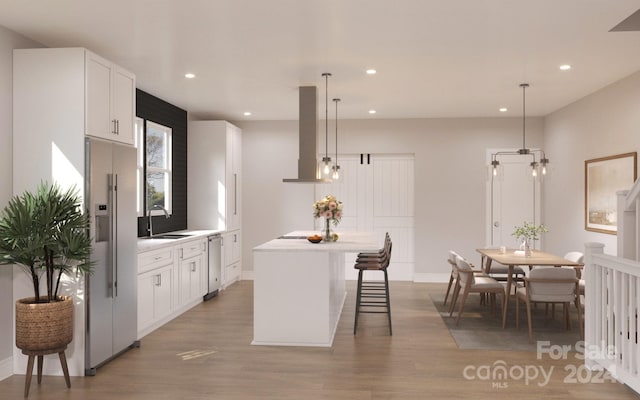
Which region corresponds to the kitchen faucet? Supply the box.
[148,204,170,236]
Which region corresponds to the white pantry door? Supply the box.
[316,154,415,281]
[486,152,542,249]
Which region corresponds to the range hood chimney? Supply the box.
[283,86,331,183]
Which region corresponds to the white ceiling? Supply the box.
[1,0,640,121]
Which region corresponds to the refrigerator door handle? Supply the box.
[112,173,119,297]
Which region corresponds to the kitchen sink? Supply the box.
[144,233,193,239]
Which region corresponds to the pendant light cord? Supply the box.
[334,98,340,166]
[322,73,331,161]
[521,83,529,150]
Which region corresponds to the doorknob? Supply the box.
[494,221,500,227]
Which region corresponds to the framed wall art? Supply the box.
[585,152,637,234]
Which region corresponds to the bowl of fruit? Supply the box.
[307,234,322,243]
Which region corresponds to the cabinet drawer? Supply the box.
[138,247,174,274]
[177,239,206,260]
[225,262,241,285]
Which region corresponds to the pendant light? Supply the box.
[320,72,333,178]
[332,98,341,180]
[490,83,550,180]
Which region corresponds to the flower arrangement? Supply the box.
[512,221,548,242]
[313,194,343,226]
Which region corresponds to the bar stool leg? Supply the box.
[37,355,43,384]
[384,269,392,335]
[354,269,364,334]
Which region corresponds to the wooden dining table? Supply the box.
[476,248,584,328]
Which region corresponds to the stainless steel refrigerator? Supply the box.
[84,138,138,375]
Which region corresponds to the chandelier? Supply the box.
[490,83,549,179]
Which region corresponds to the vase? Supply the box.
[323,218,334,242]
[519,238,532,257]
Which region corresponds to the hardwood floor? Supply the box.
[1,281,638,399]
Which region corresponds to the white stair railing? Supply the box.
[617,178,640,261]
[584,242,640,394]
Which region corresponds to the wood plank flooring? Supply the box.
[1,281,638,399]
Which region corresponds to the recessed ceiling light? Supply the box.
[559,64,571,71]
[243,111,252,116]
[185,73,196,79]
[368,110,377,114]
[499,107,508,112]
[366,69,377,75]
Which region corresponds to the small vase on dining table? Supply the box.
[323,218,334,242]
[520,238,532,257]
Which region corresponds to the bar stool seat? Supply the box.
[354,234,392,335]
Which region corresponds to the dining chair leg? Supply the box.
[449,280,461,316]
[455,289,470,326]
[444,273,454,306]
[526,300,533,343]
[515,295,520,329]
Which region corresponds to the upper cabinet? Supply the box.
[13,47,135,150]
[86,51,136,145]
[188,121,242,232]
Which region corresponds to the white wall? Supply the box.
[0,25,43,379]
[236,117,544,279]
[543,70,640,257]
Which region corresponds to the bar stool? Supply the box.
[354,234,392,335]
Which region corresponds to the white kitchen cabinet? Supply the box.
[137,263,174,338]
[86,51,135,145]
[222,231,241,287]
[188,121,242,232]
[188,121,242,288]
[176,238,207,307]
[14,48,136,147]
[137,236,209,338]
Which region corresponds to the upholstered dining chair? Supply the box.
[515,266,581,342]
[444,251,460,306]
[449,256,506,326]
[445,250,486,306]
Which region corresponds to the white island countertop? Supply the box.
[254,230,379,253]
[252,230,379,347]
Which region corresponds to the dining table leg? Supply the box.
[502,264,514,328]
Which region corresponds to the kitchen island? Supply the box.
[252,231,378,347]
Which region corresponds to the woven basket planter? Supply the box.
[15,296,73,352]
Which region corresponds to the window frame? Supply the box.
[143,120,173,216]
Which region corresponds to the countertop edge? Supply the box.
[137,229,224,253]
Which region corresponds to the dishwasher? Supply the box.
[204,234,222,300]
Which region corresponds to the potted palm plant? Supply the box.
[0,182,92,357]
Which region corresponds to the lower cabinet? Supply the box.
[137,264,173,334]
[222,230,242,287]
[137,237,207,339]
[179,255,204,307]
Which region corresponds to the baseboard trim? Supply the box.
[0,355,13,381]
[413,273,450,283]
[241,270,254,281]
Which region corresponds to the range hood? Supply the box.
[283,86,331,183]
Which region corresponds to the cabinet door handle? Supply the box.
[112,119,117,134]
[115,119,119,135]
[234,234,237,243]
[191,262,196,272]
[234,173,237,216]
[155,274,162,286]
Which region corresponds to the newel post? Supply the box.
[583,242,604,370]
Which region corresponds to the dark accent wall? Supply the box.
[136,89,187,236]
